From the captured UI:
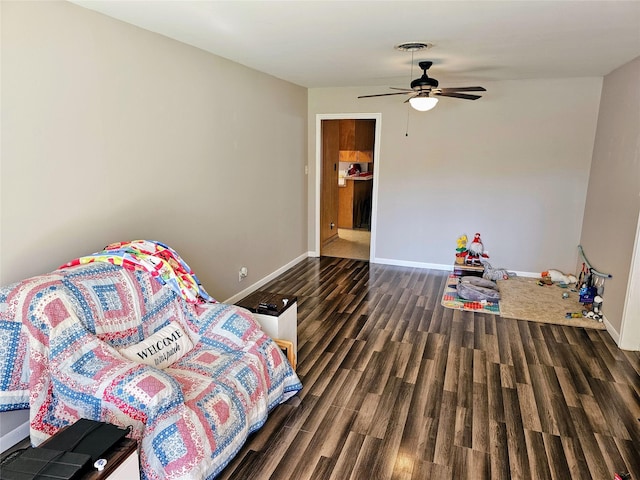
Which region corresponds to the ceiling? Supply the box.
[71,1,640,89]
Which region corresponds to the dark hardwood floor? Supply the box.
[220,257,640,480]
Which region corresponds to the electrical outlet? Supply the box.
[239,266,248,282]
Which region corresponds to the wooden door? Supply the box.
[320,120,340,249]
[355,119,376,151]
[339,119,356,150]
[338,119,376,151]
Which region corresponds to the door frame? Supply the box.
[618,209,640,350]
[313,113,382,259]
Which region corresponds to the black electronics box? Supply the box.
[236,291,297,317]
[44,419,129,463]
[0,419,129,480]
[0,447,91,480]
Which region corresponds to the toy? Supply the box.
[456,234,468,250]
[466,233,489,266]
[541,269,578,285]
[457,276,500,302]
[481,260,516,281]
[592,295,604,322]
[579,283,597,304]
[455,234,468,265]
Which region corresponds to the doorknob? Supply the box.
[330,222,335,229]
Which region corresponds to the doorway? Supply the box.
[314,113,381,261]
[323,228,371,260]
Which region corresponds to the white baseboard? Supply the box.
[602,314,620,343]
[510,270,542,278]
[370,257,540,278]
[370,258,451,270]
[0,418,30,453]
[223,253,309,305]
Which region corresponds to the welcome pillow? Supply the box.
[119,322,193,369]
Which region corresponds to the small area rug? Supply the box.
[498,276,606,330]
[441,275,500,315]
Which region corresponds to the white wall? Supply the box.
[309,78,602,274]
[580,55,640,340]
[1,1,308,300]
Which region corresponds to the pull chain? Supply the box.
[405,104,410,137]
[405,50,415,137]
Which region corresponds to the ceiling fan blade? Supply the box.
[439,86,486,93]
[389,87,415,92]
[435,92,482,100]
[358,92,412,98]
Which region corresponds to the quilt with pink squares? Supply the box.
[0,261,302,479]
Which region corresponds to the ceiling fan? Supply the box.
[358,61,486,111]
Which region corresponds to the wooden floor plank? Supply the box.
[524,429,552,480]
[503,387,531,480]
[472,381,490,454]
[542,432,572,480]
[328,431,366,480]
[489,419,511,480]
[220,258,640,479]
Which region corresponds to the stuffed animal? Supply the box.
[541,269,577,284]
[482,261,516,281]
[457,276,501,302]
[466,233,489,266]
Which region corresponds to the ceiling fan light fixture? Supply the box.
[394,42,433,52]
[409,95,438,111]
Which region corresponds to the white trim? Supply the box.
[0,418,30,452]
[371,257,540,278]
[223,253,308,305]
[510,270,545,279]
[618,210,640,351]
[603,314,620,343]
[313,117,322,257]
[371,258,452,270]
[314,113,382,259]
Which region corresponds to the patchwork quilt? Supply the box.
[59,239,216,304]
[0,262,302,479]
